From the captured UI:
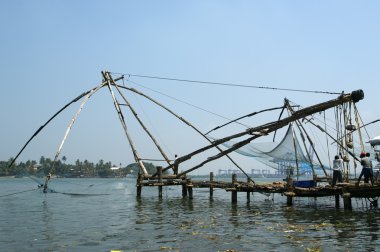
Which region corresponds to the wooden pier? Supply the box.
[137,168,380,210]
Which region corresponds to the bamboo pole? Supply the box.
[295,121,328,177]
[9,76,123,168]
[294,121,317,178]
[43,82,105,192]
[174,90,364,177]
[50,83,105,172]
[204,106,291,135]
[109,76,172,166]
[289,122,300,180]
[102,72,148,175]
[272,105,286,142]
[115,84,253,181]
[284,100,321,178]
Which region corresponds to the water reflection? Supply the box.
[41,198,56,251]
[366,211,379,252]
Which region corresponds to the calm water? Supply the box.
[1,177,380,252]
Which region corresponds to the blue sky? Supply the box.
[1,1,379,174]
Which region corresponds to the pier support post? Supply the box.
[210,172,214,199]
[287,195,293,206]
[247,177,251,203]
[232,174,237,203]
[187,178,193,200]
[137,172,142,197]
[335,194,340,209]
[372,199,378,208]
[285,192,295,206]
[343,193,352,210]
[182,175,188,197]
[157,166,163,198]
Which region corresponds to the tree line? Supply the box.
[0,156,158,178]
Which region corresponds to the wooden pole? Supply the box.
[284,100,327,177]
[157,166,163,198]
[232,174,237,203]
[182,175,188,197]
[247,177,251,203]
[110,78,172,166]
[115,84,253,182]
[210,172,214,199]
[102,72,148,175]
[287,195,294,206]
[289,122,300,180]
[187,178,193,200]
[43,83,105,191]
[343,193,352,210]
[285,191,295,206]
[335,194,340,209]
[137,172,142,197]
[294,120,317,178]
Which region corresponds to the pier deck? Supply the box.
[137,171,380,210]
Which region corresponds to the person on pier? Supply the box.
[332,155,343,187]
[357,152,374,185]
[366,152,374,179]
[173,154,178,175]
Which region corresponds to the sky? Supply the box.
[1,1,379,175]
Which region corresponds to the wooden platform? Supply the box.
[136,171,380,210]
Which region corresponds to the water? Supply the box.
[1,177,380,251]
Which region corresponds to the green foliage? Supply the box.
[0,157,165,178]
[125,162,166,175]
[1,156,125,178]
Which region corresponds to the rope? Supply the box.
[0,188,39,198]
[324,111,332,170]
[342,103,350,178]
[111,72,341,95]
[335,106,341,154]
[355,105,371,139]
[128,79,249,128]
[354,105,365,152]
[130,89,174,157]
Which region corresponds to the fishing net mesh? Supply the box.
[219,124,319,174]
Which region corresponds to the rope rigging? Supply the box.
[127,79,250,128]
[204,105,291,135]
[0,188,39,198]
[110,72,342,95]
